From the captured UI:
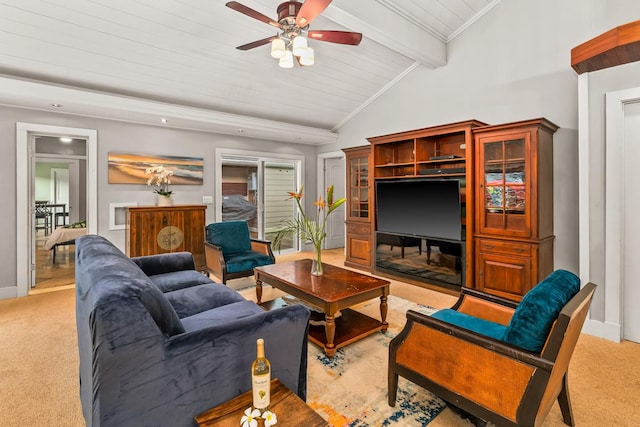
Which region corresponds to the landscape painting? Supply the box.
[108,152,204,185]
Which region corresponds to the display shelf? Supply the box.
[344,145,374,270]
[417,158,466,165]
[368,120,487,288]
[474,118,558,300]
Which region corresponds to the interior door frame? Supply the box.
[215,148,305,246]
[15,123,97,298]
[50,167,69,205]
[317,151,346,250]
[603,86,640,342]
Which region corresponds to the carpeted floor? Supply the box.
[305,296,445,427]
[1,249,640,426]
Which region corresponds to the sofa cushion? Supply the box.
[164,283,247,318]
[206,221,251,254]
[180,301,265,332]
[432,309,507,341]
[224,251,274,274]
[149,270,213,293]
[503,269,581,353]
[136,277,186,336]
[132,252,195,276]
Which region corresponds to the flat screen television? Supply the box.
[375,179,462,241]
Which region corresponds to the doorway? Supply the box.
[602,87,640,343]
[16,123,98,298]
[318,152,346,250]
[216,149,304,254]
[33,141,86,292]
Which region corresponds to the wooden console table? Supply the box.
[254,259,389,357]
[126,205,207,271]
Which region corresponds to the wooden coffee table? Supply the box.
[254,259,390,357]
[194,378,327,426]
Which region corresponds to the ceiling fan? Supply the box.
[226,0,363,68]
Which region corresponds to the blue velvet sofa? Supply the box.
[75,235,310,427]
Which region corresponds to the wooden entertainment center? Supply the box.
[343,118,558,300]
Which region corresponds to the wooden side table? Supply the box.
[194,379,327,427]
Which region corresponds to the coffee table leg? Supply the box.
[324,314,336,357]
[256,278,263,304]
[380,295,389,332]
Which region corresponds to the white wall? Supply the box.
[2,105,319,294]
[322,0,640,326]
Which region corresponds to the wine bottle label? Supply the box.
[252,373,270,409]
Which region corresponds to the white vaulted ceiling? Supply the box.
[0,0,500,144]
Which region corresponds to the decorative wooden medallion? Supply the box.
[157,226,184,251]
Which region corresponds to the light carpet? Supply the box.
[288,295,447,426]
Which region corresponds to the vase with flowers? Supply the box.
[274,185,345,276]
[145,165,174,206]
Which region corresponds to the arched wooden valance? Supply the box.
[571,19,640,74]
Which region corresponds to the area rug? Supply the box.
[302,295,446,426]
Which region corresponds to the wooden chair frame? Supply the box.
[388,283,597,427]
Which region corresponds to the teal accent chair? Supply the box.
[204,221,275,284]
[389,270,597,427]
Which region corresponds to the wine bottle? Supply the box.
[251,338,271,410]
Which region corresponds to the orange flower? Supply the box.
[287,189,303,201]
[314,196,326,210]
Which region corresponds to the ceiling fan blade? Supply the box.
[296,0,332,27]
[236,36,277,51]
[308,30,363,45]
[225,1,281,28]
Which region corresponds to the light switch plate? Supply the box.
[202,196,213,204]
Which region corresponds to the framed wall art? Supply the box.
[108,152,204,185]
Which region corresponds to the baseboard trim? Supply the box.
[582,318,621,342]
[0,285,18,300]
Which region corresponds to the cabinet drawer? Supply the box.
[346,222,371,235]
[478,239,532,256]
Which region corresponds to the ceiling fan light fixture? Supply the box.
[292,35,308,56]
[226,1,362,69]
[300,47,315,66]
[279,50,294,68]
[270,38,286,58]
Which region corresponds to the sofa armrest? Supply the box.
[250,239,275,260]
[166,304,310,401]
[204,242,225,275]
[131,252,196,276]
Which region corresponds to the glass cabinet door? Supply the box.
[349,155,369,219]
[479,136,529,236]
